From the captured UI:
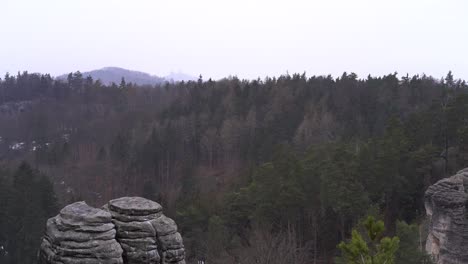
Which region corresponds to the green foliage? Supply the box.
[319,143,369,219]
[176,203,210,259]
[222,187,255,236]
[2,71,468,262]
[396,221,433,264]
[224,145,306,228]
[0,162,58,264]
[338,216,400,264]
[206,215,229,256]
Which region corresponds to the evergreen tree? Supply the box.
[338,216,399,264]
[395,221,433,264]
[4,162,58,264]
[320,143,369,239]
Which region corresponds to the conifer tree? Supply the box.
[338,216,399,264]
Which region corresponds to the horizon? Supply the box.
[1,0,467,80]
[2,65,465,83]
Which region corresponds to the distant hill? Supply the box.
[165,71,198,82]
[57,67,196,85]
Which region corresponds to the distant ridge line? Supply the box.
[57,67,196,85]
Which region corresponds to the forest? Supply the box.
[0,70,467,263]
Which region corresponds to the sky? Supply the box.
[1,0,467,80]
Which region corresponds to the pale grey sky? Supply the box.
[1,0,467,80]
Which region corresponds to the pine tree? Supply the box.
[6,162,58,264]
[338,216,399,264]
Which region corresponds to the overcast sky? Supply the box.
[1,0,467,80]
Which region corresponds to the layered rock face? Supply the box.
[425,168,468,264]
[106,197,185,264]
[38,201,123,264]
[153,216,185,264]
[39,197,185,264]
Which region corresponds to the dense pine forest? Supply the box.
[0,70,467,263]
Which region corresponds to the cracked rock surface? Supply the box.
[425,168,468,264]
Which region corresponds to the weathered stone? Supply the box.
[41,255,123,264]
[53,241,122,258]
[151,215,178,236]
[58,239,118,250]
[117,230,156,239]
[124,249,160,263]
[60,201,112,224]
[39,197,186,264]
[56,217,115,233]
[158,232,184,250]
[162,248,185,262]
[109,197,162,216]
[110,210,163,223]
[107,197,163,264]
[120,242,158,252]
[45,218,117,242]
[113,219,156,237]
[38,201,123,264]
[118,237,157,248]
[425,168,468,264]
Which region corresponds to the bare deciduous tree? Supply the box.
[237,226,310,264]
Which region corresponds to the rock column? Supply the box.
[107,197,162,264]
[38,201,123,264]
[153,215,185,264]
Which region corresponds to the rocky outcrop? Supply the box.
[106,197,185,264]
[38,201,123,264]
[39,197,185,264]
[153,215,185,264]
[425,168,468,264]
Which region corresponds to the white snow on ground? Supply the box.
[9,142,25,150]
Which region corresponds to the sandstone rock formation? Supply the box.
[39,197,185,264]
[425,168,468,264]
[38,201,123,264]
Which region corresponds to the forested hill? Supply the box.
[56,67,196,86]
[0,70,467,263]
